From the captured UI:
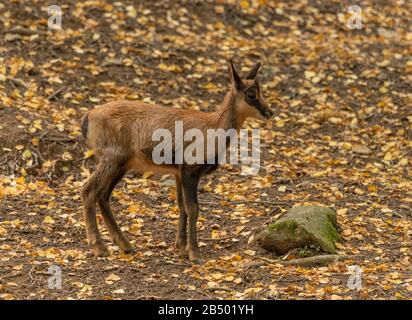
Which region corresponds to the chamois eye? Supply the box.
[246,90,256,100]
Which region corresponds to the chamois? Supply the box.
[81,59,273,263]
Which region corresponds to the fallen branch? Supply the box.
[278,255,355,267]
[200,200,291,206]
[230,200,291,205]
[2,27,46,36]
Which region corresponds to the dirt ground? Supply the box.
[0,0,411,300]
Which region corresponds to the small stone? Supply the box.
[4,33,21,42]
[256,205,340,255]
[352,144,372,155]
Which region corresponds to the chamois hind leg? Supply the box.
[174,175,188,256]
[81,164,109,257]
[96,157,133,254]
[181,168,202,264]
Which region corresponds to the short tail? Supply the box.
[81,113,89,140]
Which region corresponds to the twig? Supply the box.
[391,212,407,219]
[136,295,161,300]
[254,256,280,264]
[43,136,76,143]
[102,59,123,67]
[201,236,231,241]
[160,259,191,267]
[244,261,266,269]
[46,86,70,101]
[2,27,46,36]
[29,265,35,281]
[31,146,45,162]
[208,286,233,292]
[25,153,40,170]
[0,272,23,280]
[6,76,29,88]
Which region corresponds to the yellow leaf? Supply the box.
[384,151,393,161]
[105,274,121,284]
[16,176,25,185]
[240,0,250,9]
[127,205,140,214]
[112,289,125,294]
[278,185,287,192]
[62,151,73,161]
[398,158,408,166]
[0,226,7,236]
[31,137,40,146]
[224,275,234,282]
[304,70,316,79]
[211,229,220,239]
[395,292,406,299]
[337,208,348,216]
[22,149,32,159]
[158,63,182,73]
[207,281,219,288]
[143,171,154,179]
[11,219,22,228]
[367,185,378,193]
[84,149,94,159]
[43,216,55,224]
[211,273,223,280]
[342,229,352,236]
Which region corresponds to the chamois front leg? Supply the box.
[81,173,109,257]
[96,159,134,254]
[181,169,202,264]
[174,176,188,256]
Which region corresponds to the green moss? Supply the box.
[323,219,340,243]
[268,220,298,233]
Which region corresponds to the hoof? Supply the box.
[175,239,188,256]
[121,245,134,254]
[188,251,203,265]
[92,243,109,257]
[119,240,134,254]
[189,256,204,265]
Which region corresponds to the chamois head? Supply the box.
[228,59,273,121]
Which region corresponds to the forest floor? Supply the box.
[0,0,411,300]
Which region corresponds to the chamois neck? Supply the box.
[215,90,240,131]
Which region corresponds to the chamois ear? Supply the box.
[228,59,243,91]
[246,62,261,80]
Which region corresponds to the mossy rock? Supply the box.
[256,205,340,255]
